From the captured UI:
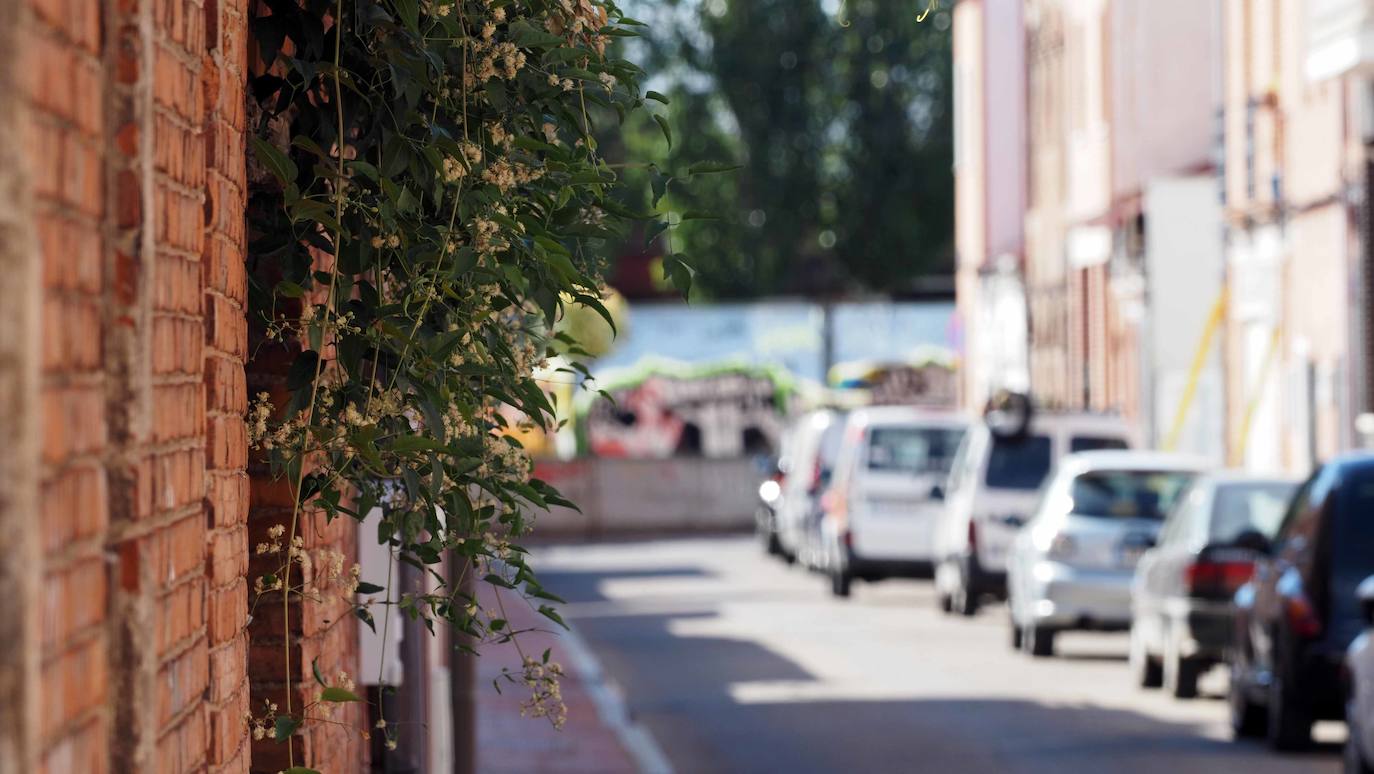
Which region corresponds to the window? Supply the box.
[985,435,1053,490]
[1070,435,1129,453]
[1332,472,1374,618]
[1158,483,1204,546]
[1068,470,1196,521]
[1208,482,1298,544]
[866,426,966,475]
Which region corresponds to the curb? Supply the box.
[559,618,674,774]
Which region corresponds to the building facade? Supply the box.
[953,0,1030,411]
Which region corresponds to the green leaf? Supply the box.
[645,90,670,104]
[274,715,301,742]
[312,658,327,687]
[355,581,385,595]
[653,114,672,147]
[275,280,306,298]
[644,220,670,248]
[251,136,297,187]
[320,686,362,703]
[393,0,419,32]
[391,435,445,453]
[680,210,722,221]
[688,161,742,176]
[283,768,322,774]
[650,172,670,208]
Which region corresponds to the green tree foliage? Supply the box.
[615,0,954,299]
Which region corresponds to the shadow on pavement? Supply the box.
[541,567,1342,774]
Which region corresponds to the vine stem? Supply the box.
[280,0,346,766]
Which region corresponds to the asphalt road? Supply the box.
[535,535,1344,774]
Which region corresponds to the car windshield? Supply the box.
[1208,481,1296,543]
[984,434,1052,490]
[866,426,965,475]
[1069,470,1196,520]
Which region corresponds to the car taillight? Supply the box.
[1185,559,1254,598]
[1284,592,1323,639]
[827,488,848,524]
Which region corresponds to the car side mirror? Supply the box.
[1358,575,1374,626]
[929,483,945,501]
[1232,529,1272,555]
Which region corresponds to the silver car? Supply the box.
[1006,451,1205,657]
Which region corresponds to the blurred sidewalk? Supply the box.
[474,583,659,774]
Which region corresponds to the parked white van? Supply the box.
[818,407,968,597]
[932,412,1133,615]
[774,408,848,565]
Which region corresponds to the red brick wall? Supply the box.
[13,0,259,771]
[9,1,370,770]
[25,0,111,770]
[203,0,254,771]
[245,289,365,773]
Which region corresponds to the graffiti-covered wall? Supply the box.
[583,366,793,459]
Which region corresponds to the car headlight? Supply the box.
[758,480,781,504]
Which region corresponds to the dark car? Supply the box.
[1130,473,1297,698]
[1229,454,1374,750]
[1345,576,1374,774]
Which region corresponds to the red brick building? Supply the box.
[0,1,363,771]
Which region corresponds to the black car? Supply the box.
[1229,454,1374,750]
[1131,473,1297,698]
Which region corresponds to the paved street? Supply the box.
[535,536,1343,774]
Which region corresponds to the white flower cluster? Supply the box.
[517,656,567,728]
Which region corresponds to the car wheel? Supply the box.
[1130,624,1163,689]
[756,511,776,554]
[1164,633,1201,699]
[952,567,980,617]
[937,592,952,613]
[1010,621,1024,651]
[1346,727,1374,774]
[1266,667,1312,751]
[1025,625,1055,658]
[1228,665,1267,738]
[830,567,852,598]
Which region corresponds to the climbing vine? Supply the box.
[243,0,714,764]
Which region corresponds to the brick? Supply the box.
[42,559,107,651]
[155,252,203,314]
[38,213,102,293]
[42,384,106,464]
[155,702,207,774]
[204,355,246,413]
[207,526,247,586]
[204,291,246,357]
[41,463,108,552]
[153,316,203,375]
[206,471,249,528]
[205,414,245,470]
[205,579,245,644]
[157,637,208,727]
[158,575,205,656]
[41,633,106,742]
[152,383,205,442]
[42,295,102,373]
[41,716,106,774]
